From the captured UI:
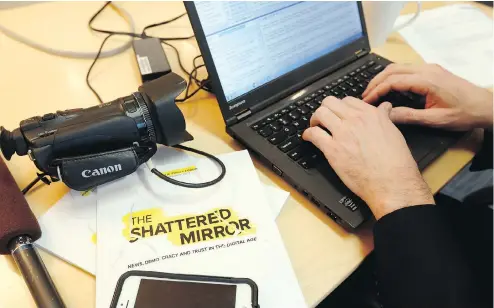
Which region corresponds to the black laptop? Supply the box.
[185,2,463,228]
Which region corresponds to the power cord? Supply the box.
[148,145,226,188]
[86,33,116,104]
[88,1,142,38]
[22,173,52,195]
[160,41,212,101]
[141,13,188,36]
[176,64,207,103]
[160,41,202,84]
[87,1,210,104]
[89,2,194,41]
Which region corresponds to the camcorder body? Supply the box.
[0,73,192,191]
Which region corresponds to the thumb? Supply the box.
[377,101,393,117]
[389,107,447,126]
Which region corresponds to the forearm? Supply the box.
[373,205,492,308]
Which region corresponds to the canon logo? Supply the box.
[82,164,122,178]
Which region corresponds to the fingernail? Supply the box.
[302,128,310,140]
[380,101,393,113]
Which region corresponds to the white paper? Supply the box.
[395,4,493,87]
[36,189,97,273]
[36,147,290,276]
[265,184,290,218]
[96,150,305,308]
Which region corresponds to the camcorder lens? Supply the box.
[121,94,156,144]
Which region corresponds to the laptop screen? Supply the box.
[194,2,364,102]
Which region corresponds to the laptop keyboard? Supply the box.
[250,60,425,170]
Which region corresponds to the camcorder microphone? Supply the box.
[0,73,193,191]
[0,158,65,308]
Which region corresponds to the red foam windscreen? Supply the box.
[0,159,41,254]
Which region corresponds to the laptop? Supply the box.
[185,2,464,228]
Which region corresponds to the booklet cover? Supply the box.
[96,150,306,308]
[36,148,289,276]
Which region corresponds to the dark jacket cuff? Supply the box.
[373,204,492,308]
[470,129,492,171]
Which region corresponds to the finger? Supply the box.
[302,126,336,159]
[309,106,342,132]
[321,96,355,119]
[363,64,424,97]
[363,74,433,104]
[341,96,374,112]
[389,106,451,127]
[377,101,393,118]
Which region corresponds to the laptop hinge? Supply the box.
[354,48,369,59]
[232,109,252,124]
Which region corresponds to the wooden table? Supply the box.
[0,2,489,307]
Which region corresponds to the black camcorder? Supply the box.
[0,73,193,191]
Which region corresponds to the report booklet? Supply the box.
[96,150,306,308]
[36,147,290,276]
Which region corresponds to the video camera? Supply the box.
[0,73,193,191]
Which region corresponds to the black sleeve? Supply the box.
[470,130,492,171]
[373,204,493,308]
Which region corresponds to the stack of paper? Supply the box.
[36,147,305,307]
[395,4,493,88]
[95,150,305,307]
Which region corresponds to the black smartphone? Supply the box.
[111,271,260,308]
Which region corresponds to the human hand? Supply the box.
[362,64,493,131]
[303,96,435,220]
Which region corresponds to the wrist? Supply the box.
[371,194,435,220]
[367,178,435,220]
[475,90,493,129]
[476,110,493,129]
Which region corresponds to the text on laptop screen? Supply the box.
[195,1,363,102]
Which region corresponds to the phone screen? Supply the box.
[133,278,237,308]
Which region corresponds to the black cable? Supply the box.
[88,2,193,40]
[89,1,142,38]
[86,2,202,104]
[86,33,115,104]
[192,55,202,68]
[176,64,205,102]
[152,35,195,41]
[160,41,211,100]
[192,55,202,84]
[22,173,51,195]
[151,145,226,188]
[161,41,201,83]
[142,13,187,36]
[88,36,206,104]
[191,55,212,93]
[185,65,205,96]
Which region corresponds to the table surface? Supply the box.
[0,2,490,307]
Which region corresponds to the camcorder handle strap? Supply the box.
[35,142,226,191]
[52,145,156,191]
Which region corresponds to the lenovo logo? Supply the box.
[82,164,122,178]
[229,100,246,110]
